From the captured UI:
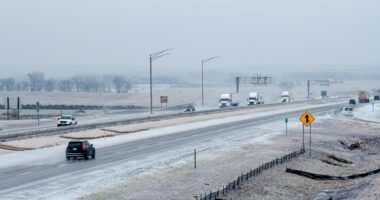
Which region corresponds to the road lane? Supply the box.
[0,103,343,198]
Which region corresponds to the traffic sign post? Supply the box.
[302,125,305,151]
[285,117,288,136]
[309,124,312,156]
[299,111,315,156]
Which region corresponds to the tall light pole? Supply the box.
[149,49,173,114]
[202,56,218,106]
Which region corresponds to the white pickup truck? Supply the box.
[57,115,78,127]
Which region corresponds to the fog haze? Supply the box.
[0,0,379,79]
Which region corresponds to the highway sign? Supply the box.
[299,111,314,127]
[160,96,168,104]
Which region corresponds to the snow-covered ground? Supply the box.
[1,79,378,133]
[353,102,380,123]
[0,101,343,169]
[0,117,301,200]
[0,100,345,200]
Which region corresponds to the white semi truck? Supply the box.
[247,92,264,105]
[281,91,291,103]
[219,93,239,108]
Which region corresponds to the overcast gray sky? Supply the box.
[0,0,379,78]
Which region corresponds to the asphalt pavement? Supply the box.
[0,103,343,198]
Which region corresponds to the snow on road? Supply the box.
[0,101,342,170]
[0,101,343,199]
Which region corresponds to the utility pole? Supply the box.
[17,97,20,120]
[149,49,173,114]
[36,101,40,126]
[235,77,240,93]
[6,97,10,120]
[201,56,218,106]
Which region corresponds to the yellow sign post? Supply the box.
[299,111,314,127]
[299,111,315,156]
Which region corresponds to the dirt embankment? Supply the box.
[224,136,380,200]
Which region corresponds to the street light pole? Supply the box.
[149,49,173,114]
[201,56,218,106]
[201,60,204,107]
[150,54,153,114]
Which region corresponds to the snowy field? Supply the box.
[0,79,378,132]
[1,80,378,108]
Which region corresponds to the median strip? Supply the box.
[0,144,35,151]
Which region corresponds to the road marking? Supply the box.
[58,164,68,167]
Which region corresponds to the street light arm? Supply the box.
[151,52,171,61]
[202,56,219,64]
[151,48,174,57]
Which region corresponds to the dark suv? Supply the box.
[184,104,196,112]
[349,99,356,105]
[66,140,95,160]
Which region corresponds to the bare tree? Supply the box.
[124,80,132,93]
[58,79,73,92]
[113,76,125,93]
[1,77,16,91]
[27,71,45,91]
[44,79,56,92]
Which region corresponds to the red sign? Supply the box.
[160,96,168,104]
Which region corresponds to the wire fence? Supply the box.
[198,148,305,200]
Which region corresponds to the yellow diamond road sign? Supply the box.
[299,111,315,127]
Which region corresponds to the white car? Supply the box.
[57,115,78,127]
[342,107,353,116]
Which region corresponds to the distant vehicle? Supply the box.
[57,115,77,127]
[66,140,95,160]
[281,91,291,103]
[184,104,196,112]
[219,93,239,108]
[349,99,356,105]
[321,90,328,99]
[358,91,370,103]
[374,95,379,101]
[247,92,264,105]
[342,107,353,116]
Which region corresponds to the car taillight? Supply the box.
[82,144,85,151]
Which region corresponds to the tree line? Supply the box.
[0,71,133,93]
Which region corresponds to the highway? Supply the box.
[0,102,344,199]
[0,100,342,141]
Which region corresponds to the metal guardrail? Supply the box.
[198,149,305,200]
[0,98,346,141]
